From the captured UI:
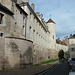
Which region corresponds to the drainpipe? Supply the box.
[25,15,28,39]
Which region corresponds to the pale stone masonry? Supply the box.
[20,2,57,63]
[0,0,69,70]
[56,38,68,58]
[0,0,33,70]
[0,3,14,37]
[0,0,28,38]
[47,19,56,59]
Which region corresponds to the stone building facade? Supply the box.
[0,0,61,70]
[60,34,75,58]
[0,2,14,37]
[56,38,68,58]
[69,34,75,58]
[0,0,28,38]
[47,19,56,59]
[20,1,57,63]
[0,0,33,70]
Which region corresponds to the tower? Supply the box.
[47,18,56,59]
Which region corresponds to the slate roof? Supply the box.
[56,39,67,46]
[47,18,56,24]
[69,34,75,39]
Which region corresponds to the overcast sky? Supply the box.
[29,0,75,40]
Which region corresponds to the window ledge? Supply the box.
[0,24,5,26]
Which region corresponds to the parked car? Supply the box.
[69,72,75,75]
[69,58,75,70]
[69,65,75,75]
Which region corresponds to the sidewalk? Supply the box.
[0,61,59,75]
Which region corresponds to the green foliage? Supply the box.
[58,50,64,60]
[73,34,75,37]
[34,59,58,66]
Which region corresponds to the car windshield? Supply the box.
[72,58,75,61]
[69,72,75,75]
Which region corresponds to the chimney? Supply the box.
[70,34,72,38]
[66,36,68,38]
[22,0,29,3]
[31,3,35,11]
[40,14,43,17]
[40,14,43,19]
[58,37,60,40]
[36,12,40,16]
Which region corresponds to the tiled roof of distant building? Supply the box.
[69,34,75,39]
[47,18,56,24]
[56,39,67,46]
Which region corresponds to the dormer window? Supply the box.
[0,13,4,24]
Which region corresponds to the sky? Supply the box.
[29,0,75,40]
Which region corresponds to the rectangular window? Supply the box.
[0,13,4,24]
[53,35,54,39]
[71,44,74,46]
[71,48,74,51]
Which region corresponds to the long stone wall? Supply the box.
[0,37,57,70]
[50,49,58,59]
[0,37,33,70]
[33,44,50,64]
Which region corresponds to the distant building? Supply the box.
[56,38,68,51]
[56,38,68,58]
[69,34,75,58]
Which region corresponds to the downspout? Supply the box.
[25,15,28,39]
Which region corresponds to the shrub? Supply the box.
[58,50,64,60]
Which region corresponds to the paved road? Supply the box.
[43,61,69,75]
[0,61,69,75]
[0,61,58,75]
